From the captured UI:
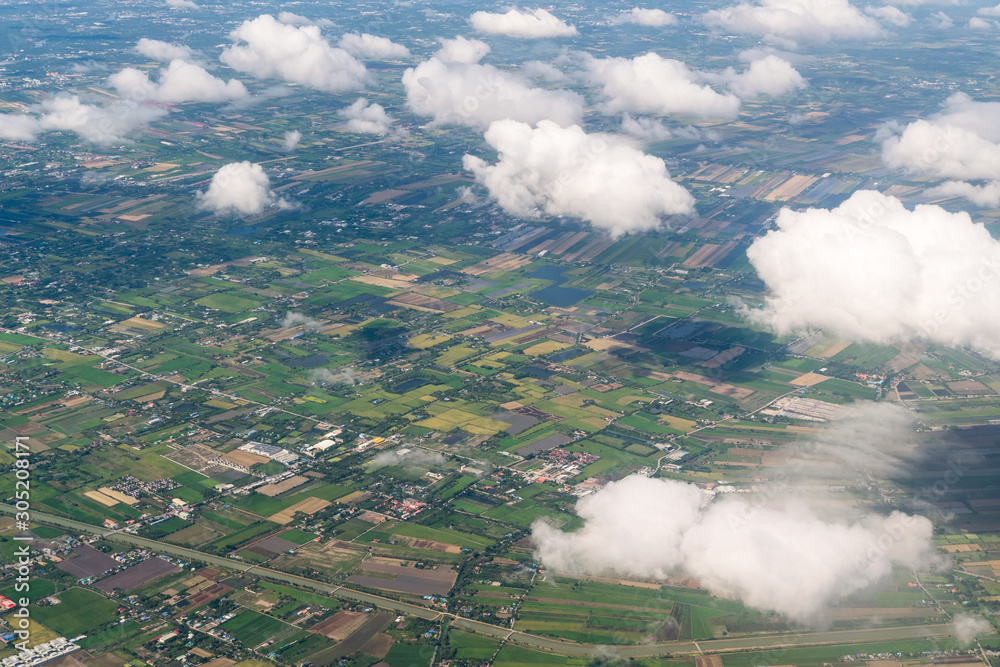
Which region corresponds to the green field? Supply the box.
[220,609,289,647]
[194,292,264,313]
[31,588,118,636]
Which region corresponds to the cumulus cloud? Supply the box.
[371,447,447,468]
[282,129,302,150]
[220,15,369,92]
[620,114,674,141]
[166,0,198,8]
[403,57,583,129]
[880,93,1000,204]
[954,614,992,646]
[979,4,1000,16]
[470,8,578,38]
[108,60,248,103]
[0,95,167,144]
[585,53,740,119]
[743,189,1000,359]
[435,36,490,64]
[865,5,912,27]
[281,312,321,329]
[927,180,1000,207]
[620,114,720,142]
[310,367,358,385]
[80,170,112,186]
[275,12,335,28]
[782,402,917,481]
[196,161,291,216]
[533,475,939,622]
[340,98,394,135]
[28,95,167,143]
[738,45,812,66]
[929,11,954,28]
[968,17,997,30]
[0,114,42,141]
[704,0,883,45]
[714,54,808,98]
[611,7,677,26]
[277,11,312,25]
[520,60,566,82]
[338,32,411,59]
[463,119,694,238]
[135,38,193,61]
[69,61,108,74]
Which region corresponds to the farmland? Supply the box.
[0,2,999,665]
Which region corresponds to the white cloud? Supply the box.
[585,52,740,119]
[402,57,583,129]
[954,614,993,646]
[282,129,302,150]
[277,11,312,25]
[338,33,411,59]
[738,45,812,65]
[788,403,917,480]
[533,475,939,622]
[275,12,336,28]
[743,189,1000,359]
[0,94,166,144]
[341,98,394,134]
[621,115,721,142]
[41,95,166,143]
[310,367,358,385]
[865,5,912,27]
[196,161,291,216]
[968,17,997,30]
[134,38,193,61]
[880,93,1000,182]
[0,114,42,141]
[620,114,674,141]
[470,8,578,38]
[612,7,677,26]
[371,448,447,468]
[108,60,248,104]
[220,14,369,92]
[520,60,566,82]
[463,119,694,238]
[704,0,883,45]
[979,4,1000,16]
[929,11,954,28]
[927,180,1000,207]
[435,36,490,64]
[717,54,808,98]
[166,0,198,8]
[69,61,108,74]
[281,312,321,329]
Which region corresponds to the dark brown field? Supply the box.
[56,544,119,578]
[94,557,180,591]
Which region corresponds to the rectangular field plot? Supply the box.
[56,543,118,578]
[31,588,119,637]
[347,561,457,596]
[94,556,181,592]
[220,609,290,647]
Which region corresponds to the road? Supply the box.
[3,504,959,658]
[0,504,440,621]
[450,619,957,658]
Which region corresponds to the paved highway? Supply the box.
[2,505,958,658]
[0,504,441,620]
[452,619,957,658]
